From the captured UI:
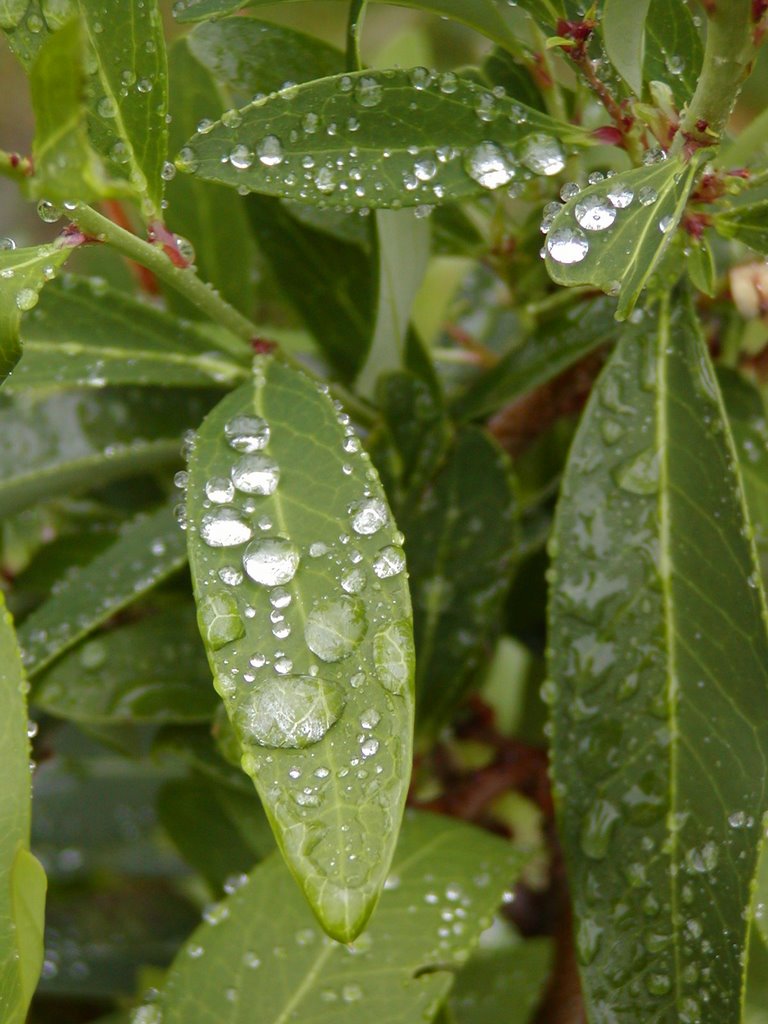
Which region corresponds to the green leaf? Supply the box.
[0,388,208,519]
[449,936,553,1024]
[0,593,45,1024]
[452,295,618,422]
[165,40,260,318]
[547,296,768,1022]
[0,0,27,29]
[245,196,376,381]
[32,603,217,724]
[714,199,768,256]
[402,428,517,733]
[18,502,188,676]
[644,0,704,108]
[186,359,414,942]
[1,0,54,66]
[0,242,71,381]
[544,154,705,319]
[602,0,651,96]
[151,810,526,1023]
[78,0,168,215]
[7,275,246,390]
[686,236,716,297]
[176,69,587,211]
[755,839,768,950]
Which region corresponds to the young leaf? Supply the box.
[79,0,168,216]
[644,0,703,108]
[602,0,652,96]
[8,275,246,391]
[19,502,188,676]
[186,358,414,942]
[714,198,768,256]
[544,154,706,319]
[448,937,553,1024]
[547,296,768,1022]
[32,604,217,724]
[402,428,517,733]
[150,810,526,1024]
[0,242,71,380]
[175,69,587,211]
[0,593,46,1024]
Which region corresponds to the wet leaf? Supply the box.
[186,358,414,942]
[602,0,651,96]
[401,428,517,733]
[0,593,46,1024]
[644,0,703,107]
[7,275,246,390]
[448,936,553,1024]
[19,502,188,676]
[714,198,768,256]
[547,296,768,1022]
[32,603,216,724]
[176,68,587,211]
[755,840,768,950]
[0,242,71,381]
[1,0,54,66]
[150,810,526,1024]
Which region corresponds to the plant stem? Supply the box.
[528,23,569,123]
[0,149,33,184]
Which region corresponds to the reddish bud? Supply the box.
[250,337,278,354]
[590,125,624,146]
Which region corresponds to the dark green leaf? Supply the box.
[176,69,587,211]
[452,296,617,421]
[245,196,375,381]
[544,154,705,319]
[602,0,651,96]
[79,0,168,215]
[19,502,188,676]
[0,242,71,381]
[0,594,45,1024]
[165,40,260,318]
[482,47,546,112]
[548,297,768,1022]
[150,810,526,1024]
[714,199,768,256]
[32,603,216,724]
[7,275,246,390]
[755,840,768,950]
[0,388,208,519]
[186,359,414,942]
[686,236,716,297]
[643,0,704,108]
[449,936,553,1024]
[402,427,517,733]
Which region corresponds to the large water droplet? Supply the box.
[16,288,39,311]
[199,591,245,650]
[520,133,565,176]
[243,537,300,586]
[373,545,406,578]
[224,415,270,453]
[574,194,617,231]
[231,454,280,495]
[305,595,367,662]
[546,226,589,264]
[580,799,619,859]
[373,620,414,694]
[257,134,284,166]
[463,142,514,190]
[350,497,388,535]
[607,183,634,208]
[201,508,253,547]
[237,674,345,748]
[616,447,659,495]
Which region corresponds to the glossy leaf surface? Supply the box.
[8,276,245,390]
[186,359,414,941]
[714,199,768,256]
[602,0,651,96]
[0,593,45,1024]
[32,604,216,724]
[19,503,188,676]
[644,0,703,107]
[176,68,586,210]
[548,298,768,1022]
[151,810,525,1024]
[544,155,704,319]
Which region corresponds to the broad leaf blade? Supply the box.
[602,0,651,96]
[186,359,414,942]
[544,155,705,319]
[644,0,703,107]
[8,275,245,390]
[0,593,45,1024]
[19,503,188,676]
[176,69,587,210]
[449,937,553,1024]
[151,810,526,1024]
[714,199,768,256]
[548,297,768,1022]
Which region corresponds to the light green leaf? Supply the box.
[402,428,517,733]
[0,388,210,518]
[755,839,768,950]
[714,199,768,256]
[0,0,27,29]
[150,810,526,1024]
[176,69,587,210]
[1,0,55,66]
[0,242,71,381]
[32,603,217,724]
[449,936,553,1024]
[19,502,188,676]
[686,236,716,297]
[644,0,704,108]
[544,154,706,319]
[186,359,414,942]
[78,0,168,215]
[7,275,246,390]
[547,296,768,1022]
[602,0,651,96]
[0,592,45,1024]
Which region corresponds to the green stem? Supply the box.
[345,0,367,72]
[70,203,378,427]
[679,1,757,144]
[0,149,33,185]
[528,23,568,123]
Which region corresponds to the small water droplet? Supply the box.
[224,415,270,452]
[231,454,280,495]
[355,76,382,107]
[638,186,658,206]
[580,799,619,859]
[256,135,283,166]
[230,144,254,170]
[520,133,565,176]
[16,287,39,311]
[350,497,388,535]
[205,477,235,503]
[373,545,406,578]
[607,183,634,208]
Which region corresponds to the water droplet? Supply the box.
[546,226,589,264]
[205,477,235,503]
[161,160,176,181]
[576,916,602,964]
[80,639,107,670]
[237,674,345,748]
[224,415,270,452]
[607,183,634,208]
[256,135,284,166]
[243,537,300,586]
[658,215,674,233]
[463,142,514,190]
[177,146,199,173]
[521,134,565,176]
[37,199,62,223]
[361,737,379,757]
[16,288,38,311]
[355,76,382,107]
[646,973,671,996]
[199,591,245,650]
[638,186,658,206]
[305,595,367,662]
[616,447,659,495]
[560,181,580,200]
[201,508,253,547]
[373,620,414,694]
[231,454,280,495]
[0,237,16,250]
[342,983,363,1003]
[414,157,437,182]
[580,799,619,859]
[269,587,292,609]
[341,567,366,594]
[574,194,617,231]
[373,545,406,578]
[230,144,254,170]
[350,497,388,535]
